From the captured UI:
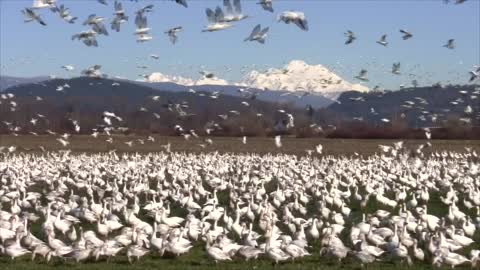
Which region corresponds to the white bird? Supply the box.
[22,8,46,26]
[203,7,233,32]
[135,14,152,42]
[82,65,104,78]
[72,30,98,47]
[277,11,308,31]
[400,29,413,40]
[53,4,77,24]
[344,30,356,45]
[111,1,128,32]
[165,27,183,44]
[222,0,249,22]
[83,14,108,36]
[257,0,273,12]
[392,62,401,75]
[443,39,455,49]
[61,65,75,71]
[32,0,56,9]
[377,34,388,46]
[355,69,369,81]
[244,24,269,44]
[172,0,188,8]
[469,66,480,82]
[275,135,282,148]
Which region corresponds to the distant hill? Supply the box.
[1,75,335,108]
[327,84,480,128]
[1,77,306,136]
[0,75,50,91]
[136,81,335,109]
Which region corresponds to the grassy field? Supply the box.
[0,135,479,269]
[1,135,479,156]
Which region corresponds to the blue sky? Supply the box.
[1,0,479,89]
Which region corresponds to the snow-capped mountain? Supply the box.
[146,72,195,85]
[146,72,228,86]
[240,60,369,99]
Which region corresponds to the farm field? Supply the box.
[0,137,479,270]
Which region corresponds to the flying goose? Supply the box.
[355,69,369,81]
[244,24,269,44]
[21,8,46,26]
[135,14,152,42]
[376,34,388,46]
[81,65,105,78]
[165,27,183,44]
[203,7,232,32]
[111,1,128,32]
[277,11,308,31]
[32,0,56,9]
[83,15,108,36]
[72,30,98,47]
[469,66,479,82]
[344,30,356,45]
[399,29,413,40]
[443,39,455,49]
[222,0,248,22]
[172,0,188,8]
[257,0,273,12]
[392,62,401,75]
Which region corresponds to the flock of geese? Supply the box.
[1,1,480,269]
[21,0,304,46]
[0,145,479,268]
[18,0,479,90]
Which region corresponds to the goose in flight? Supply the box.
[257,0,273,12]
[355,69,369,81]
[61,65,74,71]
[469,66,479,82]
[277,11,308,31]
[200,71,215,79]
[150,54,160,60]
[222,0,248,22]
[53,5,77,24]
[111,1,128,32]
[84,15,108,36]
[165,26,183,44]
[443,39,455,49]
[392,62,401,75]
[244,24,269,44]
[135,14,152,42]
[21,8,46,26]
[82,65,105,78]
[172,0,188,8]
[32,0,56,9]
[344,30,356,45]
[97,0,108,4]
[399,29,413,40]
[203,7,232,32]
[376,34,388,46]
[72,30,98,47]
[135,4,154,26]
